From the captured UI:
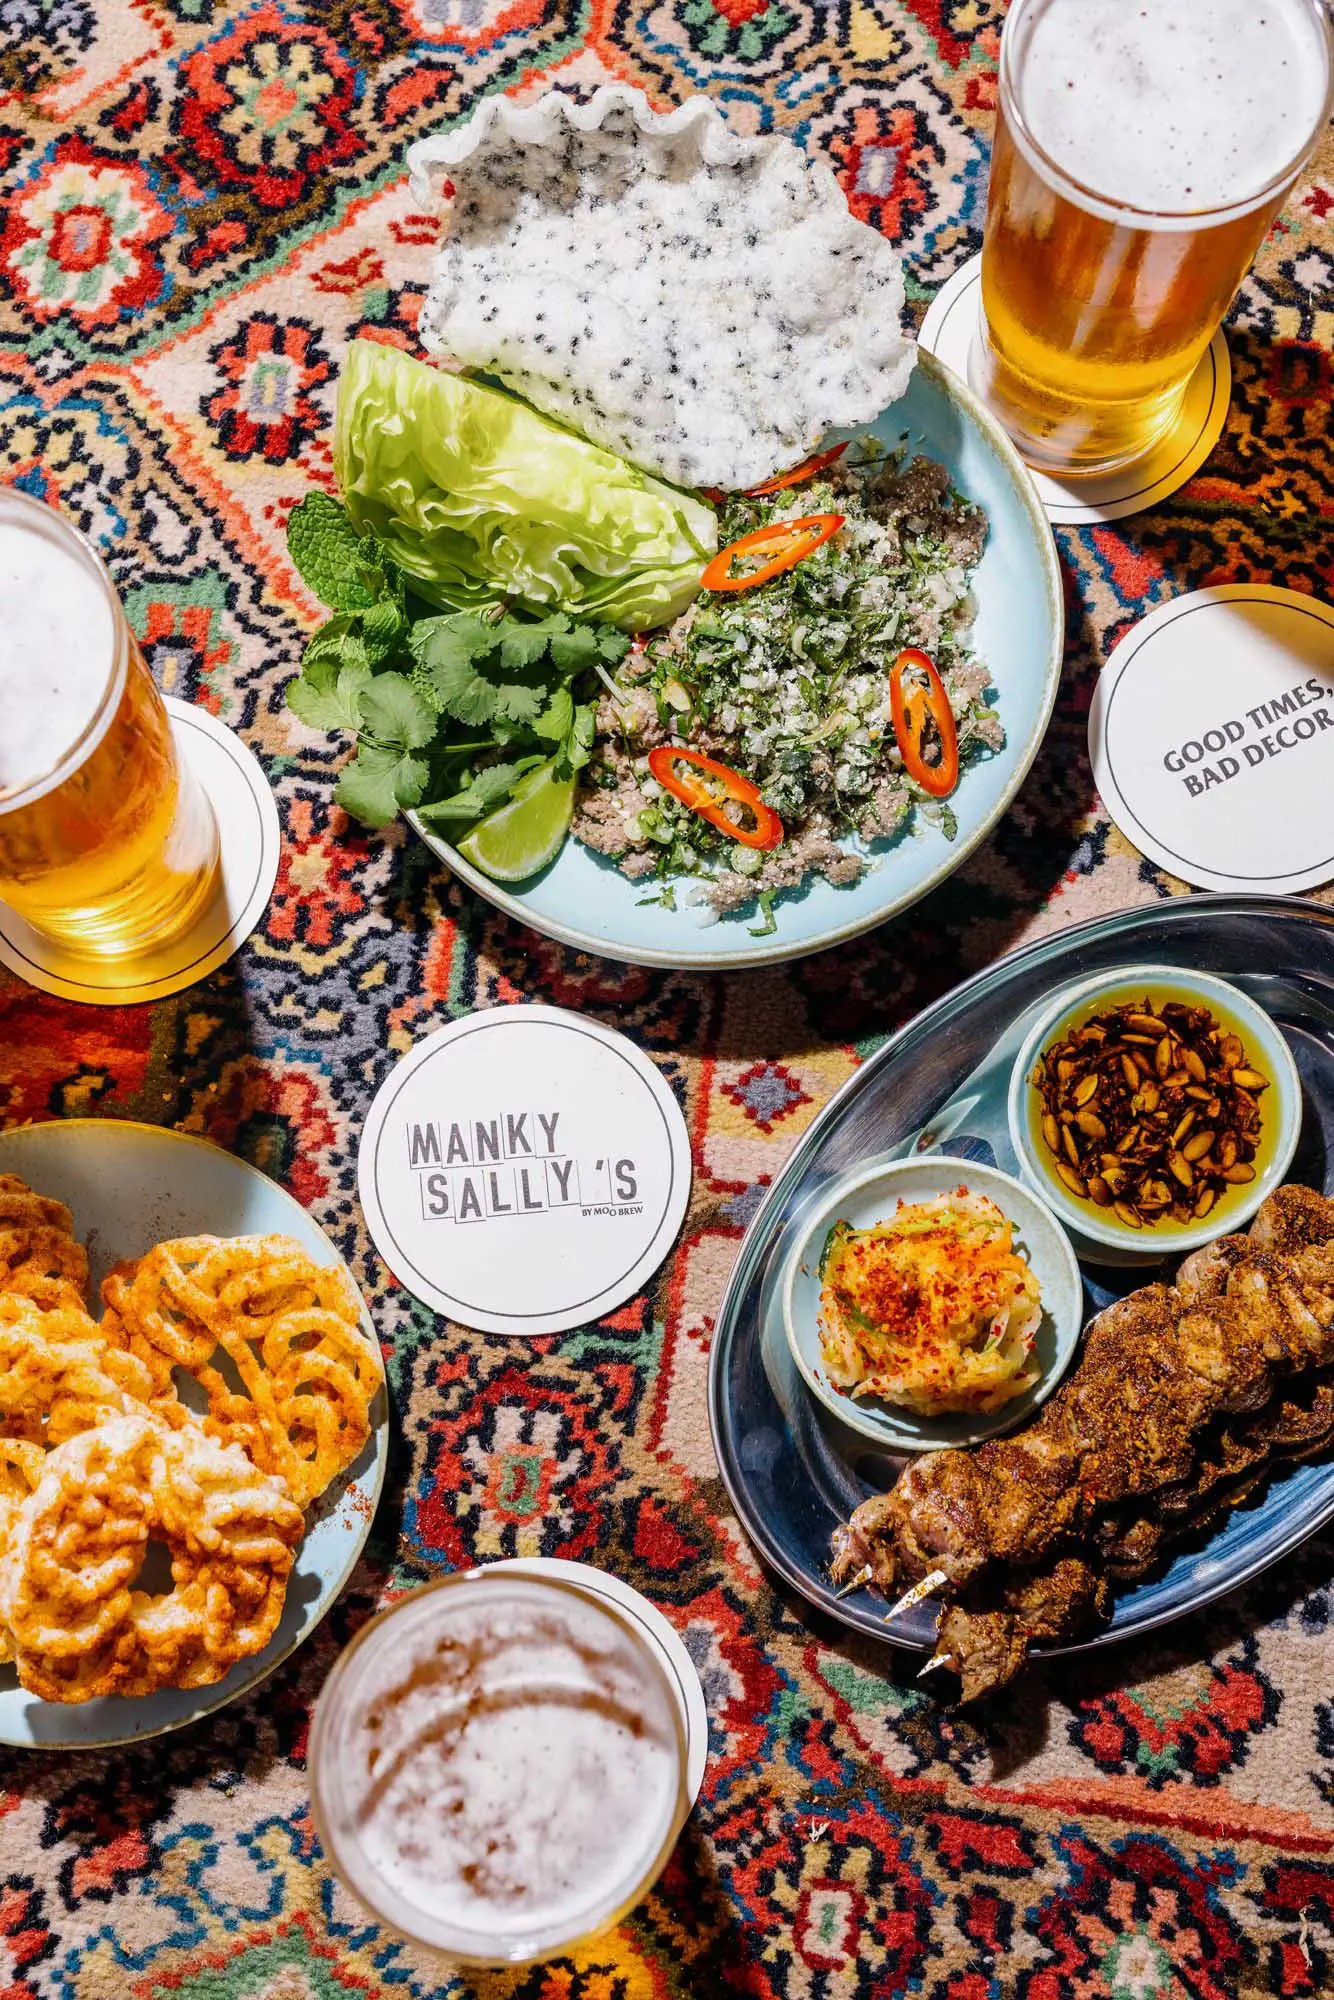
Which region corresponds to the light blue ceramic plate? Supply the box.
[411,350,1063,970]
[782,1158,1083,1452]
[0,1120,388,1749]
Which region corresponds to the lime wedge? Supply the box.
[456,759,575,882]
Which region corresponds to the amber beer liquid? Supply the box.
[973,0,1334,474]
[0,490,220,962]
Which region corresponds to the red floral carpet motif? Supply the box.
[2,1,1334,1996]
[1021,1834,1248,2000]
[719,1792,939,1990]
[2,138,175,327]
[1069,1643,1282,1787]
[172,3,366,214]
[412,1366,622,1563]
[205,311,333,462]
[830,101,937,244]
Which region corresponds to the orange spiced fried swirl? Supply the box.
[0,1293,165,1447]
[0,1176,88,1314]
[101,1233,383,1507]
[0,1412,304,1702]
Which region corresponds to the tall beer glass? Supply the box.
[972,0,1334,474]
[0,489,221,964]
[310,1570,690,1967]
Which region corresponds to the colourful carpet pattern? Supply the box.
[3,3,1334,1995]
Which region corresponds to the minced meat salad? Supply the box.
[572,450,999,930]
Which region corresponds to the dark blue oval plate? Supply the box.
[707,895,1334,1657]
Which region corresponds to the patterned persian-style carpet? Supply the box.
[2,3,1334,1995]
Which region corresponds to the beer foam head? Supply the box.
[1012,0,1331,216]
[0,497,118,799]
[313,1574,684,1960]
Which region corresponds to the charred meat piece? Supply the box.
[935,1558,1111,1703]
[830,1492,899,1597]
[1098,1372,1334,1570]
[1251,1182,1334,1256]
[932,1372,1334,1698]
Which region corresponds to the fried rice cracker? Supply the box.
[0,1175,88,1315]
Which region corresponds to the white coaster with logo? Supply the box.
[1090,585,1334,893]
[0,699,280,1006]
[490,1556,709,1807]
[918,254,1231,526]
[358,1004,692,1334]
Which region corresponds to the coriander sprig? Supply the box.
[284,494,627,832]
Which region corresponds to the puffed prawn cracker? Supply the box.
[102,1235,382,1509]
[0,1175,88,1315]
[408,86,914,492]
[0,1412,304,1703]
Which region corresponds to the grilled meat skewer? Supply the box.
[933,1560,1112,1702]
[934,1370,1334,1699]
[1098,1373,1334,1570]
[830,1188,1334,1685]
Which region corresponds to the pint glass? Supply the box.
[310,1569,690,1967]
[972,0,1334,474]
[0,489,221,963]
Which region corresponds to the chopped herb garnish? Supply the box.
[575,447,999,923]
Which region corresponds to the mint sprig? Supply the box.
[288,493,394,614]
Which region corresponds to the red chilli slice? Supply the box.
[700,514,844,594]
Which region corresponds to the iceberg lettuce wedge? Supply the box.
[333,341,716,633]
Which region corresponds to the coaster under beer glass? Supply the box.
[0,490,221,967]
[972,0,1334,475]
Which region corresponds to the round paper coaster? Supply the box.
[918,254,1230,525]
[358,1004,693,1335]
[0,700,279,1005]
[1090,585,1334,894]
[489,1556,709,1808]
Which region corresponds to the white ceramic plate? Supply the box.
[0,1119,388,1749]
[781,1156,1083,1451]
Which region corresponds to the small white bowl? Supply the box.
[781,1157,1083,1452]
[1007,964,1302,1261]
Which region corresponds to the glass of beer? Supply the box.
[309,1569,690,1967]
[0,489,221,966]
[972,0,1334,474]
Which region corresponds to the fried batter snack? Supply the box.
[0,1295,163,1662]
[0,1176,88,1314]
[0,1439,45,1665]
[102,1234,382,1508]
[0,1412,305,1702]
[0,1294,164,1447]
